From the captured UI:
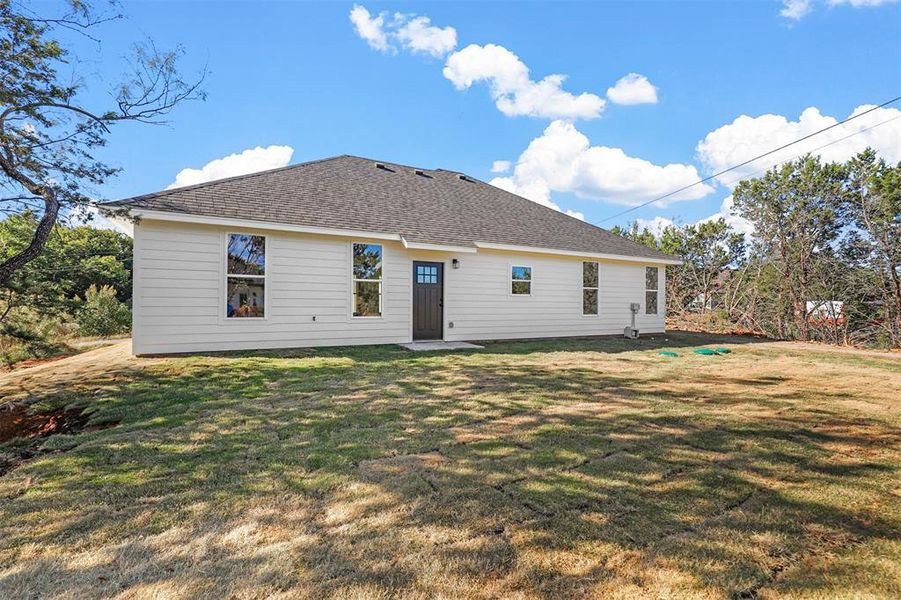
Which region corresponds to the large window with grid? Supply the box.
[645,266,659,315]
[353,243,383,317]
[226,233,266,318]
[583,261,598,315]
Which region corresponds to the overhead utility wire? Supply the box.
[714,113,901,189]
[595,94,901,224]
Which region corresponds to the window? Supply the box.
[353,243,383,317]
[226,233,265,318]
[645,266,659,315]
[416,264,438,284]
[511,265,531,295]
[583,262,598,315]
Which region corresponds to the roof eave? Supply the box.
[473,242,682,265]
[123,208,682,265]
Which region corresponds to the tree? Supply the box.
[612,220,745,319]
[0,0,204,284]
[75,284,131,337]
[0,212,132,322]
[610,223,659,250]
[733,155,846,341]
[659,219,745,315]
[844,150,901,346]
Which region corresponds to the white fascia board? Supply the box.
[400,236,478,253]
[130,209,402,242]
[474,241,682,265]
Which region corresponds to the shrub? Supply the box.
[76,285,131,337]
[0,312,71,368]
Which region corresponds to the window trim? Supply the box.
[510,264,533,296]
[645,266,659,315]
[223,231,268,322]
[582,261,599,317]
[351,241,384,319]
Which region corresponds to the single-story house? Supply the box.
[106,155,680,355]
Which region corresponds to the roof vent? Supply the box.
[457,173,469,181]
[414,169,424,176]
[374,162,386,169]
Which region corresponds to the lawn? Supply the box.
[0,333,899,599]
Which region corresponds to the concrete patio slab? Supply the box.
[400,341,484,352]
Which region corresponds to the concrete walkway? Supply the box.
[0,342,151,403]
[72,337,132,348]
[400,341,484,352]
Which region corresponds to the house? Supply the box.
[806,300,845,326]
[106,155,680,355]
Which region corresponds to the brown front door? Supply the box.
[413,261,443,340]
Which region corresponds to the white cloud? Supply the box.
[782,0,898,19]
[698,195,756,238]
[635,216,676,238]
[565,209,585,221]
[443,44,606,120]
[350,5,457,57]
[395,15,457,57]
[696,104,901,188]
[490,160,511,173]
[780,0,814,19]
[606,73,658,105]
[491,120,713,207]
[349,5,390,52]
[636,195,755,243]
[167,145,294,190]
[350,7,603,119]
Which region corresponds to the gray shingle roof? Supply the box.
[107,155,677,261]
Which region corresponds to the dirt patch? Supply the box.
[0,404,95,444]
[0,405,119,478]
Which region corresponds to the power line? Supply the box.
[714,113,901,189]
[596,95,901,224]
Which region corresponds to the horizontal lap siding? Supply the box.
[132,220,668,354]
[443,250,666,342]
[132,221,410,354]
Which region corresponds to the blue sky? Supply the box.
[60,0,901,233]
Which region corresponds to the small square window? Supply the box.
[511,266,532,295]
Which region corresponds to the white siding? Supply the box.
[132,220,667,354]
[439,250,665,342]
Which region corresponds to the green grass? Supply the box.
[0,332,899,599]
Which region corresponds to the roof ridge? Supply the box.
[104,151,677,262]
[104,154,354,206]
[106,154,455,206]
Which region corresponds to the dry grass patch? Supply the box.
[0,333,899,599]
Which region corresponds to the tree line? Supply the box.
[613,150,900,348]
[0,214,132,365]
